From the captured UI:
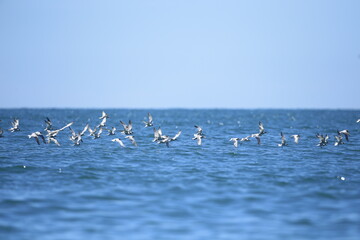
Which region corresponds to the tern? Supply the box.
[112,138,125,147]
[9,119,20,132]
[278,132,288,147]
[28,131,46,145]
[125,136,138,146]
[93,127,103,139]
[338,129,350,142]
[258,121,267,136]
[316,133,329,147]
[46,122,73,138]
[105,127,116,135]
[193,133,205,145]
[194,125,205,136]
[88,126,97,137]
[143,113,153,127]
[240,136,251,142]
[229,138,240,148]
[291,135,300,144]
[48,136,60,146]
[120,120,133,135]
[98,117,107,128]
[250,133,261,145]
[99,111,109,120]
[153,127,163,142]
[44,117,52,131]
[334,131,344,146]
[157,130,181,147]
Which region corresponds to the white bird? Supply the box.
[291,135,300,144]
[153,127,163,142]
[240,136,251,142]
[125,135,138,147]
[44,117,52,131]
[93,127,103,139]
[278,132,288,147]
[112,138,125,147]
[46,122,73,138]
[334,131,344,146]
[339,129,350,142]
[48,136,60,146]
[229,138,240,148]
[258,121,267,136]
[194,125,205,136]
[28,131,46,145]
[250,133,261,145]
[99,111,109,120]
[106,127,116,135]
[120,120,133,135]
[157,130,182,147]
[143,113,153,127]
[88,126,97,137]
[316,133,329,147]
[9,119,20,132]
[98,117,107,128]
[193,133,205,145]
[357,119,360,123]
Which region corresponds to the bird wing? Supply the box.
[172,130,182,140]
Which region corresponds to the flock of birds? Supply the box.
[0,112,359,148]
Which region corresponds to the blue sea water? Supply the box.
[0,109,359,240]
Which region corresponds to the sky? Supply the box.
[0,0,359,109]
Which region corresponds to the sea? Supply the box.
[0,109,359,240]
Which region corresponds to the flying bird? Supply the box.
[291,135,300,144]
[9,119,20,132]
[112,138,126,148]
[229,138,240,148]
[278,132,288,147]
[338,129,350,142]
[120,120,133,135]
[143,113,153,127]
[99,111,109,120]
[125,135,138,147]
[28,131,46,145]
[258,121,267,136]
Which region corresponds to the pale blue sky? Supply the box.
[0,0,359,109]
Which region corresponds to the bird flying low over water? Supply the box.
[9,119,20,132]
[338,129,350,142]
[93,128,103,139]
[157,130,182,147]
[250,133,261,145]
[99,111,109,120]
[258,121,267,136]
[291,135,300,144]
[143,113,153,127]
[120,120,133,135]
[153,127,163,142]
[193,133,205,146]
[278,132,288,147]
[105,127,116,135]
[112,138,126,148]
[316,133,329,147]
[48,136,61,146]
[240,136,251,142]
[98,117,107,128]
[28,131,46,145]
[46,122,74,138]
[44,117,52,131]
[334,131,344,146]
[125,136,138,147]
[357,119,360,123]
[229,138,240,148]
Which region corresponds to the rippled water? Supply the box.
[1,109,359,240]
